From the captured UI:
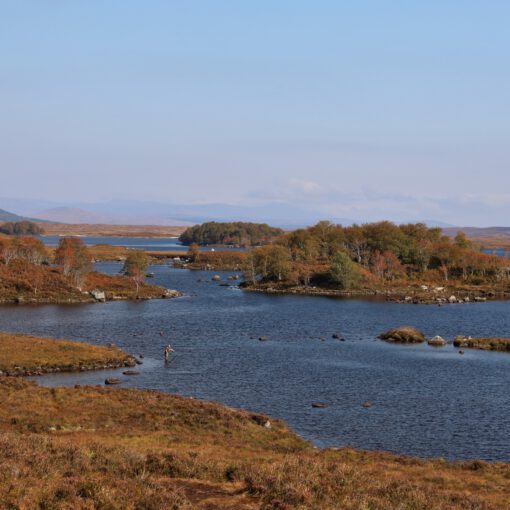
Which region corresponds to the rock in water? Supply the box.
[378,327,425,343]
[428,335,447,347]
[312,402,328,408]
[105,378,121,385]
[122,370,140,376]
[212,275,221,281]
[259,336,269,342]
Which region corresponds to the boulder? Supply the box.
[90,290,106,302]
[453,336,468,347]
[428,335,447,347]
[104,378,121,385]
[259,336,269,342]
[378,327,425,343]
[448,295,457,303]
[212,275,221,281]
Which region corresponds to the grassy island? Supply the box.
[0,332,136,376]
[0,334,509,509]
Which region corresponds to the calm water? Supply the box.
[41,236,243,252]
[2,262,510,461]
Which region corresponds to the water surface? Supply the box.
[2,262,509,461]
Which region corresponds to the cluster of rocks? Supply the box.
[400,294,489,305]
[378,327,449,348]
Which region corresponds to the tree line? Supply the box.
[179,221,284,247]
[243,221,507,289]
[0,221,44,236]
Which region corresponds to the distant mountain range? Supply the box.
[1,198,458,229]
[443,226,510,238]
[0,208,44,223]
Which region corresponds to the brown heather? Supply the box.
[0,258,168,304]
[0,374,509,509]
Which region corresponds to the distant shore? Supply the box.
[40,223,187,238]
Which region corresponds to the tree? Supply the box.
[187,243,200,262]
[344,225,370,266]
[13,237,47,264]
[329,252,360,289]
[0,240,17,265]
[55,237,92,288]
[123,250,149,297]
[454,231,472,249]
[249,245,291,282]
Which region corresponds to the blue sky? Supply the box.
[1,1,509,225]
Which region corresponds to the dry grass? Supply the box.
[0,375,509,509]
[0,332,134,375]
[187,251,247,270]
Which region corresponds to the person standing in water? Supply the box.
[164,344,174,363]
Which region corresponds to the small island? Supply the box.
[0,332,136,376]
[0,230,180,304]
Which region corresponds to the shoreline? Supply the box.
[242,283,507,304]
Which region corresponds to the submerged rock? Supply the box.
[122,370,140,376]
[259,336,269,342]
[378,327,425,343]
[311,402,328,408]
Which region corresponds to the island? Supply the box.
[182,220,509,304]
[0,233,180,304]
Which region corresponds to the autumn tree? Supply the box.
[123,250,149,297]
[187,243,200,262]
[13,237,47,264]
[454,231,472,249]
[248,245,291,282]
[329,251,360,289]
[55,237,92,288]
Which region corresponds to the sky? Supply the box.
[1,1,509,226]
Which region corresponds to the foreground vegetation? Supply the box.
[1,375,509,509]
[0,332,135,376]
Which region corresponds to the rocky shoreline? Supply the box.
[243,284,508,304]
[0,357,137,377]
[0,288,182,306]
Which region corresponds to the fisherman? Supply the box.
[164,344,174,363]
